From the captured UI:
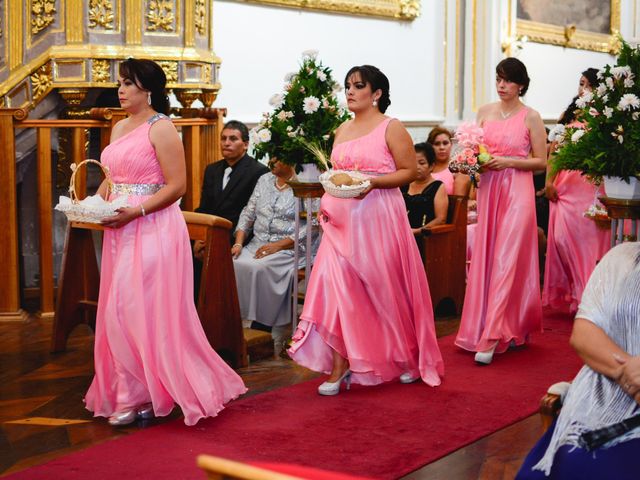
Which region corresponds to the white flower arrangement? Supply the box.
[552,39,640,180]
[251,50,351,171]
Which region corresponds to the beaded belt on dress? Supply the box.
[111,183,164,195]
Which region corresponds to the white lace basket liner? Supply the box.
[319,170,371,198]
[55,159,129,224]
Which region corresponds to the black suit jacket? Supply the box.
[195,154,269,231]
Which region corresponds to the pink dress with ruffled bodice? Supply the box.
[84,114,246,425]
[288,118,444,386]
[456,108,543,353]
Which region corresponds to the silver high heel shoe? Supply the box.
[108,409,137,426]
[399,372,419,384]
[136,403,154,420]
[474,342,498,365]
[318,370,352,396]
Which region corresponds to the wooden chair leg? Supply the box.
[196,228,246,368]
[51,226,99,352]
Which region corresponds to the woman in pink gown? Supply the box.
[456,58,548,365]
[543,69,610,313]
[84,59,246,426]
[427,126,471,196]
[289,65,444,393]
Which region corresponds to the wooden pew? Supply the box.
[184,211,246,368]
[421,195,468,315]
[51,213,247,368]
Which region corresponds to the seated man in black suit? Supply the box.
[195,120,268,242]
[193,120,268,295]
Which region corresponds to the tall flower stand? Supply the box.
[599,196,640,248]
[287,180,323,330]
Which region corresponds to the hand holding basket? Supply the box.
[55,159,129,223]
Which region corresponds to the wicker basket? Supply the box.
[319,170,371,198]
[55,159,125,223]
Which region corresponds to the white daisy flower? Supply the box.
[316,70,327,82]
[603,106,614,118]
[302,49,319,60]
[618,93,640,111]
[596,84,608,97]
[571,129,585,142]
[303,96,320,114]
[269,94,284,108]
[548,124,565,142]
[257,128,272,143]
[283,72,297,82]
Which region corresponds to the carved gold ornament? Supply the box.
[203,64,211,83]
[398,0,420,19]
[92,59,111,83]
[88,0,115,30]
[230,0,419,20]
[31,0,57,35]
[195,0,206,35]
[30,63,53,102]
[158,61,178,83]
[147,0,175,32]
[516,0,621,54]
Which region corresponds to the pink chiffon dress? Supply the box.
[288,118,444,386]
[542,171,610,313]
[455,108,542,354]
[432,168,454,195]
[84,114,247,426]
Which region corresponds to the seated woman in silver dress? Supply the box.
[231,160,317,343]
[517,242,640,479]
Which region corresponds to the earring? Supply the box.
[147,92,152,105]
[372,100,378,107]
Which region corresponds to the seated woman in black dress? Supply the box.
[402,142,448,235]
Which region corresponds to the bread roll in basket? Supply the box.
[319,170,371,198]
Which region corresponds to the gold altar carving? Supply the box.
[516,0,621,54]
[232,0,420,20]
[91,59,111,83]
[158,60,179,83]
[88,0,115,29]
[31,0,57,35]
[194,0,206,35]
[147,0,175,31]
[30,62,53,102]
[1,1,221,109]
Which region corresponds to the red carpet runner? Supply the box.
[8,320,582,480]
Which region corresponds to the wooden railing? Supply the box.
[0,106,225,320]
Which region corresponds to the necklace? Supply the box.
[275,176,294,191]
[500,106,519,119]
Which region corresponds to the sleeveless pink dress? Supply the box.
[432,168,455,195]
[542,171,610,313]
[288,118,444,386]
[84,114,247,425]
[455,108,542,354]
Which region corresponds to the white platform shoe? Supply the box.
[317,370,352,396]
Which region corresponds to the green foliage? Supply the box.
[551,40,640,181]
[251,51,351,171]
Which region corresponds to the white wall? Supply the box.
[212,0,640,127]
[212,0,447,124]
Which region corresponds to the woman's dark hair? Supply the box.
[558,68,601,125]
[223,120,250,142]
[345,65,391,113]
[558,96,580,125]
[582,67,600,89]
[496,57,530,96]
[415,142,436,166]
[119,58,170,115]
[427,126,453,145]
